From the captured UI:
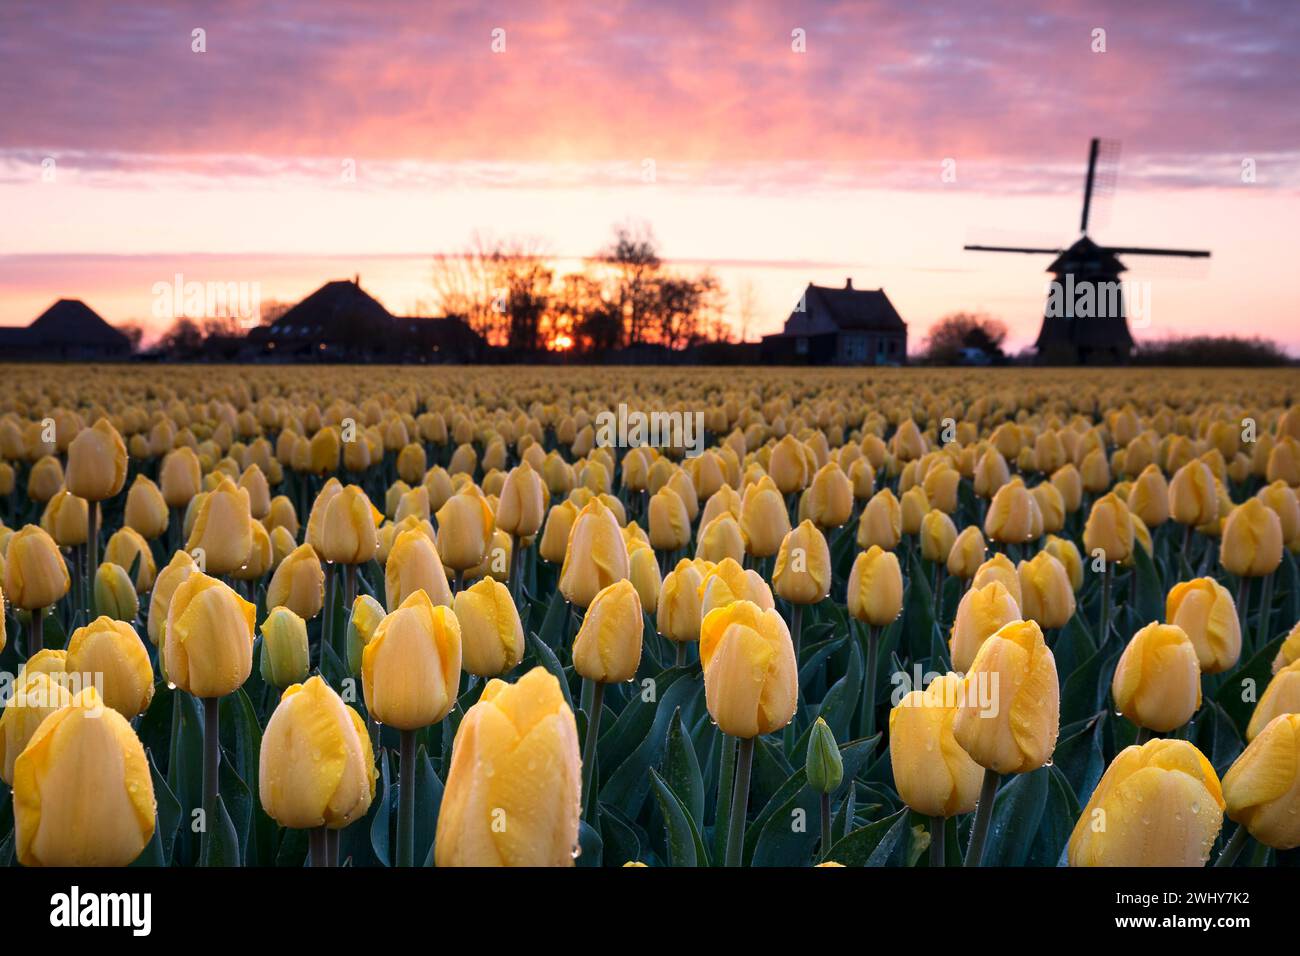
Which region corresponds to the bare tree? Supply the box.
[594,221,661,347]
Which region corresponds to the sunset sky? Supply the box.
[2,0,1297,352]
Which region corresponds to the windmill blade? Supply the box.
[1080,138,1100,233]
[1103,246,1210,258]
[964,244,1063,254]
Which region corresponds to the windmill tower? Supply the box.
[965,139,1210,364]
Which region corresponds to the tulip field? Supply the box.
[2,363,1300,869]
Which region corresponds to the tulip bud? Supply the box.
[386,527,453,611]
[259,675,375,829]
[953,619,1059,775]
[346,593,385,675]
[1224,713,1300,849]
[1165,577,1240,674]
[165,573,256,698]
[13,687,155,866]
[320,485,382,565]
[93,562,138,621]
[739,478,790,558]
[900,485,929,536]
[64,616,153,719]
[889,673,983,817]
[1127,464,1169,528]
[1017,551,1076,629]
[856,488,901,551]
[1050,463,1083,513]
[923,464,960,515]
[496,462,545,537]
[769,435,811,494]
[435,667,581,866]
[1030,481,1066,534]
[159,447,202,508]
[185,476,253,576]
[1083,492,1134,565]
[984,477,1038,544]
[806,462,853,528]
[920,509,958,565]
[538,500,577,564]
[120,474,168,540]
[362,590,461,730]
[1068,739,1224,866]
[648,486,691,552]
[573,579,643,684]
[847,545,903,628]
[452,577,524,678]
[559,498,629,609]
[1247,659,1300,741]
[946,525,986,579]
[700,600,798,738]
[658,559,707,643]
[627,544,662,611]
[40,489,88,547]
[3,525,70,611]
[1220,498,1283,578]
[65,418,127,502]
[0,656,76,785]
[806,717,843,793]
[260,606,310,688]
[1112,623,1201,733]
[773,520,832,606]
[950,581,1022,673]
[1273,621,1300,675]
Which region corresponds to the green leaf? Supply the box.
[576,820,603,867]
[600,674,701,815]
[649,769,708,867]
[413,745,442,866]
[662,708,705,828]
[198,795,241,867]
[1130,543,1164,627]
[1026,765,1081,867]
[370,749,393,867]
[982,768,1049,867]
[822,807,909,866]
[1053,712,1107,806]
[1215,633,1287,738]
[526,630,574,713]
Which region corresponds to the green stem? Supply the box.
[28,606,44,656]
[675,641,687,667]
[309,827,328,868]
[1236,576,1250,639]
[1098,561,1112,646]
[819,791,832,862]
[1134,726,1153,746]
[322,563,336,668]
[860,623,881,742]
[86,501,99,620]
[1256,572,1274,651]
[930,816,945,867]
[201,695,220,862]
[791,603,803,662]
[397,729,416,867]
[1214,825,1249,868]
[963,769,1000,867]
[580,679,604,821]
[327,827,340,867]
[724,736,755,867]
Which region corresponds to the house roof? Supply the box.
[268,280,395,340]
[2,299,131,350]
[778,281,907,337]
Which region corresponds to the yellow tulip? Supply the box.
[648,486,692,551]
[773,520,831,605]
[13,687,155,866]
[346,593,386,675]
[3,525,70,611]
[657,559,707,643]
[739,477,790,558]
[185,476,253,576]
[805,462,853,528]
[627,544,662,611]
[946,525,986,579]
[920,509,958,565]
[1247,659,1300,741]
[971,552,1023,608]
[1112,623,1201,733]
[1068,739,1224,867]
[259,675,375,829]
[1223,713,1300,850]
[559,498,629,609]
[0,656,74,785]
[953,619,1059,775]
[950,580,1022,673]
[1170,460,1219,527]
[1128,464,1169,528]
[847,545,903,628]
[856,488,901,551]
[496,462,545,537]
[146,550,197,645]
[889,674,983,817]
[1083,492,1134,564]
[1017,551,1076,629]
[159,446,202,508]
[1220,498,1283,578]
[386,527,453,610]
[320,485,382,565]
[123,474,169,539]
[700,600,798,738]
[265,542,325,621]
[65,616,153,719]
[1042,535,1083,591]
[40,489,88,547]
[454,577,525,677]
[696,512,746,564]
[65,418,127,502]
[362,590,461,730]
[573,579,643,683]
[1273,620,1300,675]
[164,573,256,698]
[538,500,578,564]
[435,667,580,867]
[1165,577,1240,674]
[105,526,157,592]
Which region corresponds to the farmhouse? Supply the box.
[760,280,907,365]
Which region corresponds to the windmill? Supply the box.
[965,139,1210,364]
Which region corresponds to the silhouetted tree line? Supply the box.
[430,223,728,353]
[1133,335,1293,366]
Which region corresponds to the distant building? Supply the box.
[0,299,133,360]
[760,280,907,365]
[250,278,483,362]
